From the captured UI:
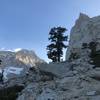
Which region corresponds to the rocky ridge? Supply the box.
[0,49,44,68]
[66,13,100,61]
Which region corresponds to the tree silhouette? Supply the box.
[47,27,68,62]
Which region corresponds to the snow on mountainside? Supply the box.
[0,67,24,80]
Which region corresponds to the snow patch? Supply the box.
[0,48,22,52]
[14,48,22,52]
[0,67,24,80]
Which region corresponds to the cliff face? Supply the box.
[66,13,100,61]
[15,49,44,67]
[0,49,44,68]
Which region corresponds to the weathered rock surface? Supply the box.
[66,13,100,61]
[38,62,71,78]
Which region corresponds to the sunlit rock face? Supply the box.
[66,13,100,61]
[0,51,26,68]
[15,49,45,67]
[0,49,44,68]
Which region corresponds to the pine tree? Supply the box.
[47,27,68,62]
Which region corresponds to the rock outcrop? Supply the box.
[38,62,71,78]
[66,13,100,63]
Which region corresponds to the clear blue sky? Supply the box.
[0,0,100,61]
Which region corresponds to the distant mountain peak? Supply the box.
[0,49,45,68]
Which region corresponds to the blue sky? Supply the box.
[0,0,100,61]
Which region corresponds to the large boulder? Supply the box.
[38,62,71,78]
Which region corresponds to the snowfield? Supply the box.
[0,67,24,80]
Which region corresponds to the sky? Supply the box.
[0,0,100,61]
